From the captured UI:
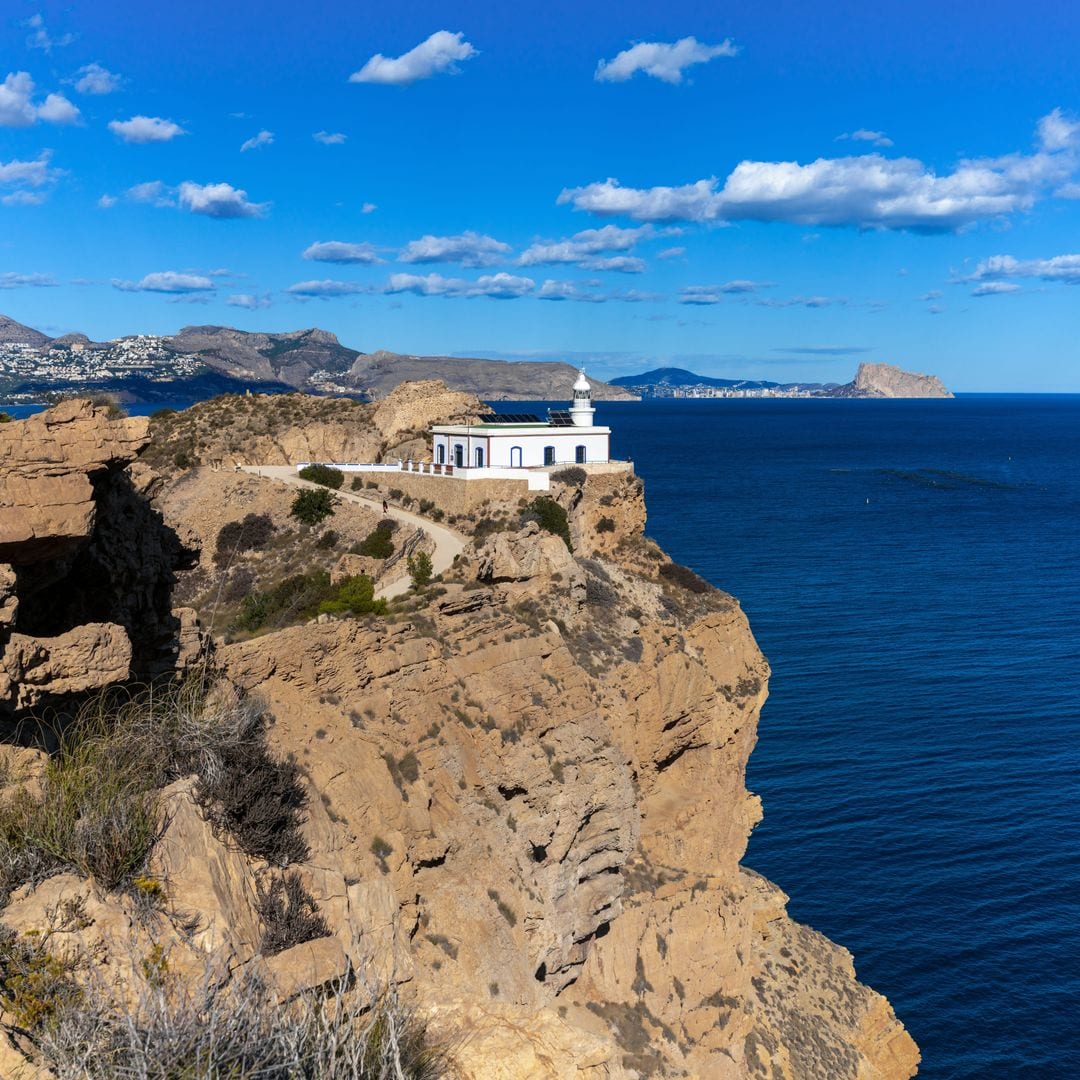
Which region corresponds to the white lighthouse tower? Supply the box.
[569,369,595,427]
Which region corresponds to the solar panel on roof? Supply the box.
[488,412,541,424]
[547,410,574,426]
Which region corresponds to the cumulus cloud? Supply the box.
[178,181,267,218]
[126,180,174,206]
[0,272,55,288]
[361,202,377,214]
[74,63,122,95]
[109,115,185,143]
[971,281,1022,296]
[0,72,80,126]
[536,279,660,303]
[112,271,215,293]
[595,36,737,84]
[558,110,1080,232]
[97,194,117,208]
[0,152,59,204]
[240,129,273,152]
[25,14,74,53]
[680,281,770,303]
[313,130,347,144]
[838,129,893,147]
[968,252,1080,285]
[350,30,477,86]
[384,271,534,299]
[518,224,652,270]
[303,240,380,264]
[286,279,365,297]
[227,292,272,309]
[398,231,511,267]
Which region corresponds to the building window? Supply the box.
[510,446,523,468]
[543,446,555,466]
[475,447,484,468]
[436,444,445,465]
[453,444,464,468]
[575,445,587,464]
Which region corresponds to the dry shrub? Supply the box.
[256,872,330,956]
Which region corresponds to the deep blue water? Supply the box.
[592,395,1080,1080]
[10,393,1078,1076]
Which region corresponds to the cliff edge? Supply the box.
[0,395,918,1079]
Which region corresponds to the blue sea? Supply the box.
[591,395,1080,1080]
[10,393,1079,1077]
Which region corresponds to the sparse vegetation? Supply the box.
[408,551,433,589]
[215,513,276,565]
[528,497,573,551]
[357,521,395,559]
[290,487,337,527]
[659,561,711,594]
[551,466,587,486]
[596,516,616,533]
[256,872,330,956]
[234,570,385,633]
[298,464,345,490]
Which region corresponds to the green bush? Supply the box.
[596,516,616,533]
[357,523,394,559]
[290,487,337,527]
[298,464,344,490]
[215,513,276,565]
[0,411,13,423]
[316,529,338,549]
[318,575,387,617]
[528,497,572,551]
[408,551,433,588]
[659,561,711,594]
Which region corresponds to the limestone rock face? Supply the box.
[475,521,578,584]
[0,401,197,717]
[371,378,486,443]
[852,362,952,398]
[0,399,149,564]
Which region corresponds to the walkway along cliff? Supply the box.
[0,392,919,1079]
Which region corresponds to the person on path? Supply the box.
[383,499,389,514]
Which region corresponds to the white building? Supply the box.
[430,370,611,470]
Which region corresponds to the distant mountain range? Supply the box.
[0,316,635,404]
[611,363,952,399]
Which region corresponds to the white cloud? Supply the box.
[398,231,511,267]
[971,281,1022,296]
[109,115,185,143]
[838,129,893,148]
[240,129,273,152]
[680,281,769,303]
[287,279,365,298]
[361,202,377,214]
[178,181,267,218]
[227,292,272,309]
[303,240,380,264]
[313,130,347,144]
[384,271,534,299]
[350,30,477,86]
[25,14,74,53]
[0,152,59,204]
[657,245,686,259]
[757,294,847,308]
[97,194,117,208]
[518,224,652,269]
[535,279,660,303]
[74,63,122,95]
[595,36,738,84]
[968,252,1080,285]
[126,180,174,206]
[0,272,55,288]
[112,271,215,293]
[559,110,1080,232]
[0,72,80,126]
[1037,108,1080,152]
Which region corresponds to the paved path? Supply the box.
[240,465,467,600]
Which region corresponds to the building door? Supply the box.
[510,446,522,468]
[575,445,587,464]
[436,444,445,464]
[475,447,484,467]
[454,444,464,467]
[544,446,555,466]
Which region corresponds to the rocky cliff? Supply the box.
[0,395,918,1078]
[850,363,952,399]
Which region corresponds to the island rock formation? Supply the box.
[0,393,919,1079]
[849,362,952,398]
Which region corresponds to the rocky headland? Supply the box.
[845,363,952,399]
[0,389,919,1078]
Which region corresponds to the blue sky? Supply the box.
[2,1,1079,390]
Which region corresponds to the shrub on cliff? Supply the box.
[527,497,573,551]
[290,488,337,527]
[408,551,433,588]
[214,513,276,565]
[357,522,395,559]
[298,464,345,490]
[659,561,711,594]
[551,466,586,486]
[256,872,330,956]
[318,575,387,617]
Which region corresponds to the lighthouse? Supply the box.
[569,369,595,427]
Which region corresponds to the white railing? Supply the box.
[294,460,550,490]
